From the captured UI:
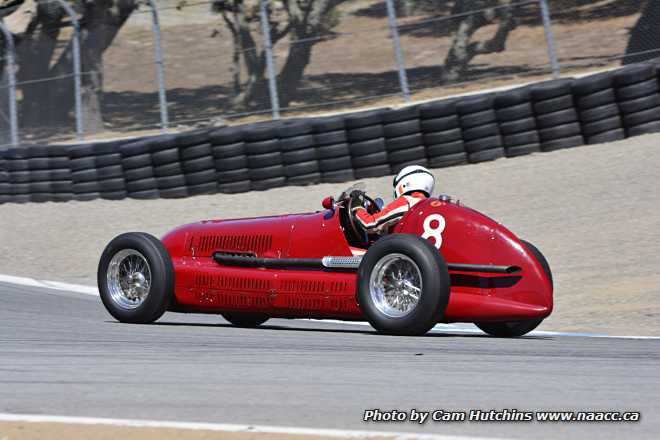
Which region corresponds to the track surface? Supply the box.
[1,282,658,440]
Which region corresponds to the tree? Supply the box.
[212,0,345,109]
[623,1,660,65]
[5,0,137,131]
[442,0,518,82]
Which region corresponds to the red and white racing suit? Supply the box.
[353,191,427,235]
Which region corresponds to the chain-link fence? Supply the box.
[0,0,653,148]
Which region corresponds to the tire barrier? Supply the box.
[2,63,660,204]
[457,95,505,163]
[495,86,541,157]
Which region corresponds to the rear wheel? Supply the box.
[98,232,174,324]
[476,240,552,337]
[357,234,450,336]
[222,312,270,328]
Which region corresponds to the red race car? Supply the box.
[98,184,553,337]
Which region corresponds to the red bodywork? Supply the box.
[161,198,553,323]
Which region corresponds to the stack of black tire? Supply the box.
[531,79,584,151]
[573,72,625,144]
[419,100,466,167]
[346,110,391,179]
[149,134,186,199]
[457,96,504,163]
[495,87,541,157]
[69,142,126,201]
[278,121,321,186]
[312,116,354,183]
[177,130,217,196]
[245,122,285,191]
[614,64,660,137]
[383,106,427,173]
[3,145,71,203]
[211,126,251,194]
[0,155,8,204]
[120,137,162,199]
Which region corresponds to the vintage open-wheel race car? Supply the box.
[98,183,553,337]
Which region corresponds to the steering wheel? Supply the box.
[347,190,380,241]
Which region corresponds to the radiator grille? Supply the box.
[194,274,271,292]
[192,234,272,254]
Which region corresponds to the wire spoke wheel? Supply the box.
[369,253,423,318]
[107,249,152,310]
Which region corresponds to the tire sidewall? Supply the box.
[98,232,174,323]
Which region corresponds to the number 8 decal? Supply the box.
[422,214,446,249]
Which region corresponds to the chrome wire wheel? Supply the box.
[369,253,423,318]
[106,249,152,310]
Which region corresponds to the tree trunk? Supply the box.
[277,35,313,108]
[443,0,516,82]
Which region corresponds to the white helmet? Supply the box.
[393,165,435,198]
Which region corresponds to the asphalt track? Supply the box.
[1,281,659,440]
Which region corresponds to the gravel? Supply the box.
[1,134,659,335]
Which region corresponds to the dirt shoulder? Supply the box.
[1,135,659,336]
[0,421,397,440]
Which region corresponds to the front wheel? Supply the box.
[476,239,552,337]
[357,234,451,336]
[98,232,174,324]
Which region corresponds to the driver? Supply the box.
[352,165,435,235]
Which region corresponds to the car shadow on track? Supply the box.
[145,321,551,339]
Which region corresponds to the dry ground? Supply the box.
[1,133,659,335]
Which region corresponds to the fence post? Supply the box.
[147,0,169,131]
[0,21,19,147]
[385,0,411,102]
[539,0,560,79]
[55,0,84,139]
[258,0,280,120]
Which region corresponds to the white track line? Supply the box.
[2,273,659,340]
[0,413,501,440]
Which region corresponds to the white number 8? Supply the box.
[422,214,446,249]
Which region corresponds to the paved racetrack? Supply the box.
[1,282,658,440]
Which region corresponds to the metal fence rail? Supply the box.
[0,0,653,148]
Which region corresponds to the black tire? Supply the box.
[383,119,420,138]
[496,103,534,122]
[185,169,216,185]
[388,146,426,164]
[426,140,465,157]
[386,133,423,151]
[156,174,186,189]
[280,135,315,152]
[457,96,493,115]
[213,142,245,159]
[282,148,316,164]
[576,88,616,109]
[462,124,499,142]
[533,94,574,115]
[245,139,280,155]
[122,154,152,170]
[215,155,248,171]
[98,232,174,324]
[222,312,270,327]
[351,151,388,168]
[154,162,184,177]
[541,135,584,152]
[357,234,450,336]
[391,158,429,174]
[499,117,537,135]
[428,152,467,168]
[539,123,582,141]
[322,169,355,183]
[468,148,505,163]
[530,79,572,101]
[618,93,660,115]
[217,168,250,183]
[494,86,530,108]
[627,120,660,136]
[160,186,190,199]
[572,72,613,96]
[419,100,456,118]
[288,172,322,186]
[382,105,419,123]
[582,116,623,136]
[423,128,462,145]
[354,164,391,179]
[622,107,660,128]
[319,155,352,172]
[218,180,252,194]
[578,103,621,123]
[465,135,502,153]
[475,240,551,338]
[285,160,319,177]
[506,143,541,157]
[317,143,350,159]
[249,164,285,180]
[210,127,243,146]
[614,64,656,86]
[315,131,347,146]
[248,152,282,169]
[460,109,497,128]
[504,131,540,147]
[536,108,579,127]
[420,115,459,132]
[586,129,626,144]
[347,125,384,142]
[615,78,659,101]
[152,148,180,166]
[251,176,287,191]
